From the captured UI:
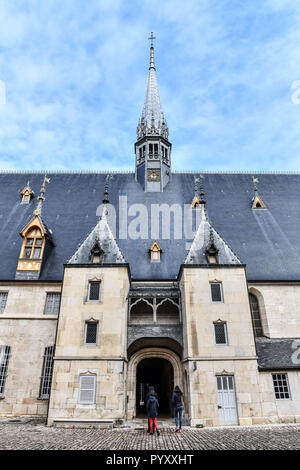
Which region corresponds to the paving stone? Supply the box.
[1,421,300,450]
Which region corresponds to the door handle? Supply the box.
[218,405,222,409]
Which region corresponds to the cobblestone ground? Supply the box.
[0,421,300,450]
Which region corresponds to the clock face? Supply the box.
[147,169,161,182]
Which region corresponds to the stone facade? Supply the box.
[0,283,60,417]
[249,283,300,338]
[47,266,129,425]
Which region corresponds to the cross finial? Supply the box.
[252,176,259,192]
[148,31,156,47]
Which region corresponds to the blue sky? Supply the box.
[0,0,300,171]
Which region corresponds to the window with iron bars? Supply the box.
[0,292,8,313]
[85,322,98,345]
[214,322,228,345]
[210,283,223,302]
[44,293,61,315]
[272,373,291,400]
[0,346,11,397]
[39,346,54,399]
[88,281,100,301]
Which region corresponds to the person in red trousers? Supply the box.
[146,390,160,436]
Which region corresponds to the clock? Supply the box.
[147,169,161,182]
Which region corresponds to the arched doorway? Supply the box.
[136,357,174,417]
[126,346,184,420]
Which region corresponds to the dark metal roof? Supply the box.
[1,171,300,281]
[256,337,300,370]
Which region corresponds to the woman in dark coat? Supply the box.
[145,386,158,433]
[171,385,183,432]
[146,390,160,435]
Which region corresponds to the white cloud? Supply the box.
[0,0,300,171]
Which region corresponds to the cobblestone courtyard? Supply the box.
[0,421,300,450]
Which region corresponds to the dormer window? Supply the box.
[21,228,44,260]
[90,242,103,264]
[252,195,265,209]
[149,241,161,262]
[20,184,34,204]
[205,242,218,264]
[192,195,200,209]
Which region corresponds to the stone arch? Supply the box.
[248,287,269,337]
[126,347,184,420]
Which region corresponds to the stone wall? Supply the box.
[249,283,300,338]
[180,266,263,426]
[47,266,129,425]
[0,283,60,417]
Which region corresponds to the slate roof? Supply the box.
[185,204,241,265]
[68,205,125,264]
[1,171,300,281]
[256,337,300,370]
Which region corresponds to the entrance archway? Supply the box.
[136,358,174,417]
[126,347,184,420]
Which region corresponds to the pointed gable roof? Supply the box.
[185,205,241,265]
[20,214,54,245]
[68,206,125,265]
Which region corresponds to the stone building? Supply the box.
[1,37,300,428]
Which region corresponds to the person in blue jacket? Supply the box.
[171,385,183,432]
[146,390,160,436]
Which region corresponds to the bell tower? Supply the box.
[135,32,172,192]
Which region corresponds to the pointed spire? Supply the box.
[137,32,169,141]
[34,176,50,216]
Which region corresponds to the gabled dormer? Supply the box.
[15,176,54,280]
[20,182,34,204]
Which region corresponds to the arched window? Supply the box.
[249,293,263,337]
[21,227,44,259]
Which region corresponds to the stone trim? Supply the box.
[126,347,184,420]
[182,356,258,362]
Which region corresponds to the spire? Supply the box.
[137,32,169,141]
[34,175,50,216]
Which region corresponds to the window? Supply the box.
[149,143,153,158]
[21,185,33,204]
[90,243,103,264]
[252,195,265,209]
[21,227,44,260]
[149,241,161,262]
[78,375,96,404]
[0,345,11,397]
[39,346,54,399]
[44,293,61,315]
[214,322,228,345]
[272,373,291,400]
[85,322,98,345]
[249,293,263,337]
[88,281,100,301]
[0,292,8,313]
[211,283,223,302]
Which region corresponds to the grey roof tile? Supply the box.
[1,171,300,280]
